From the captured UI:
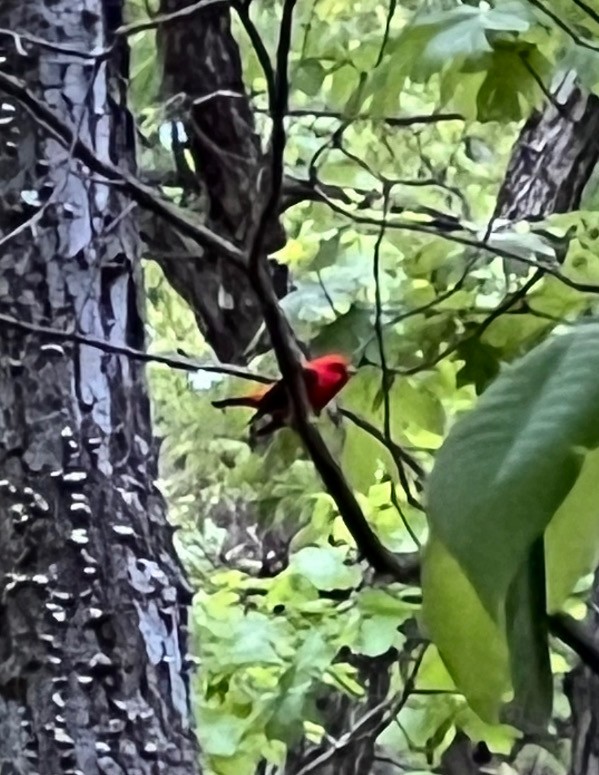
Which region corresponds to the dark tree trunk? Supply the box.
[142,0,287,364]
[493,79,599,223]
[0,1,199,772]
[493,77,599,276]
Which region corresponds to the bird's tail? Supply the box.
[211,396,258,410]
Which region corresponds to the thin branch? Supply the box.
[254,106,465,126]
[247,0,297,276]
[0,70,245,264]
[375,0,398,67]
[340,409,425,484]
[372,186,421,546]
[314,190,599,295]
[374,186,392,444]
[294,646,427,775]
[394,270,545,377]
[239,2,419,582]
[519,52,566,115]
[386,256,480,329]
[0,0,230,62]
[570,0,599,25]
[527,0,599,52]
[116,0,230,38]
[233,3,277,110]
[0,311,271,384]
[316,272,341,318]
[548,613,599,674]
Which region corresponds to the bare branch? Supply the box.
[293,646,427,775]
[254,106,465,127]
[527,0,599,52]
[0,0,231,62]
[0,311,271,384]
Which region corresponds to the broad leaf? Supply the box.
[422,536,510,723]
[288,546,362,591]
[546,446,599,611]
[504,540,552,729]
[427,321,599,618]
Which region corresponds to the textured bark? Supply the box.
[493,77,599,275]
[0,1,198,772]
[494,79,599,222]
[145,0,287,364]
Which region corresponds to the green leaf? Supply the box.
[396,2,535,71]
[294,59,327,97]
[312,305,373,359]
[427,321,599,617]
[210,612,290,668]
[196,705,248,757]
[474,49,532,121]
[341,419,388,492]
[546,446,599,611]
[504,540,552,729]
[422,536,511,723]
[354,589,412,656]
[288,546,362,591]
[455,706,520,755]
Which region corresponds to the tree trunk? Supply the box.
[0,1,199,772]
[493,77,599,223]
[143,0,288,364]
[493,76,599,276]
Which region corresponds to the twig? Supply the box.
[372,186,421,546]
[375,0,397,67]
[0,0,230,62]
[233,3,277,110]
[570,0,599,25]
[340,408,424,503]
[393,270,544,377]
[527,0,599,52]
[316,272,341,318]
[548,613,599,674]
[293,645,427,775]
[253,106,465,126]
[247,0,297,275]
[0,311,271,383]
[315,190,599,295]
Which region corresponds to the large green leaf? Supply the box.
[288,546,362,591]
[421,536,510,723]
[504,539,552,729]
[427,321,599,618]
[546,446,599,611]
[414,3,534,66]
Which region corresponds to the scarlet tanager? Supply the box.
[211,353,355,436]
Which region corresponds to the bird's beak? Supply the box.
[347,366,358,377]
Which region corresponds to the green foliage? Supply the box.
[425,323,599,726]
[129,0,599,772]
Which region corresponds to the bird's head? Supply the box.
[312,353,357,381]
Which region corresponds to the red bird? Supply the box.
[212,353,355,436]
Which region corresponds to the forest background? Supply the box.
[3,0,599,774]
